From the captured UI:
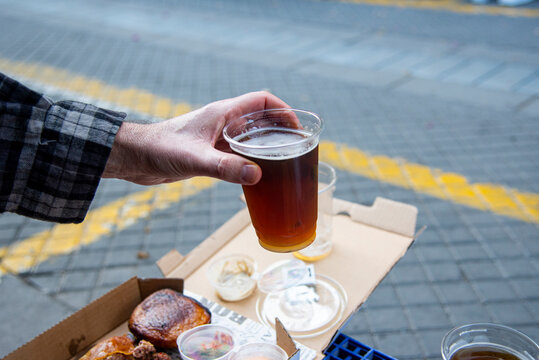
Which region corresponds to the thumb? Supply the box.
[199,149,262,185]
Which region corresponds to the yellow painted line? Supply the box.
[1,57,538,276]
[0,58,193,119]
[0,178,217,275]
[319,143,538,223]
[339,0,539,18]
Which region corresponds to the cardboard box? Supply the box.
[4,197,419,360]
[158,197,419,357]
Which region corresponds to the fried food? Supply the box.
[79,334,171,360]
[129,289,211,349]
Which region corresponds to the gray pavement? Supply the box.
[0,0,538,359]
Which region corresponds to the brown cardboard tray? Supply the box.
[158,197,419,357]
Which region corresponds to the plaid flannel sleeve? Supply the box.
[0,73,126,223]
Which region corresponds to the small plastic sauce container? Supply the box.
[229,343,288,360]
[176,324,235,360]
[207,254,257,302]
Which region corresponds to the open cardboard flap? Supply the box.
[158,197,419,357]
[3,278,184,360]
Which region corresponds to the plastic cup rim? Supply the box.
[441,322,539,360]
[223,108,324,151]
[318,161,337,194]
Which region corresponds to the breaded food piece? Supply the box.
[129,289,211,349]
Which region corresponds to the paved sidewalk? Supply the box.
[0,0,538,359]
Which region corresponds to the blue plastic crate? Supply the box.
[322,332,398,360]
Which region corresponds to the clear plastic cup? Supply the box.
[223,108,323,253]
[230,343,288,360]
[293,162,337,262]
[177,324,236,360]
[441,323,539,360]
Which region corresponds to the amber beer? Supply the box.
[234,129,318,252]
[224,109,323,253]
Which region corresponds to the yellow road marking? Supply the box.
[1,57,538,276]
[319,143,538,222]
[0,58,193,118]
[0,178,216,275]
[339,0,539,18]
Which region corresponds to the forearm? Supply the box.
[0,73,126,223]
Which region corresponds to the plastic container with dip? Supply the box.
[207,254,257,302]
[177,324,236,360]
[229,343,288,360]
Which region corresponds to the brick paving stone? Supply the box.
[476,64,537,92]
[442,58,503,85]
[486,301,537,325]
[473,279,519,303]
[61,270,99,292]
[498,258,539,278]
[489,240,524,259]
[516,75,539,95]
[424,262,464,282]
[103,248,145,267]
[389,263,429,284]
[55,290,92,310]
[33,255,73,274]
[459,260,504,281]
[411,55,468,80]
[510,278,539,300]
[395,284,440,306]
[0,213,25,228]
[374,331,423,359]
[89,284,119,303]
[516,324,539,345]
[446,303,493,324]
[365,308,411,332]
[68,250,105,271]
[435,281,480,304]
[22,273,62,295]
[0,228,18,243]
[450,243,490,261]
[111,230,146,250]
[135,263,163,278]
[341,310,371,334]
[407,305,452,330]
[362,285,401,309]
[97,266,138,287]
[415,244,454,263]
[416,328,449,358]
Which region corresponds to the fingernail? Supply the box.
[241,165,259,184]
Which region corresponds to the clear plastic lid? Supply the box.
[230,343,288,360]
[176,324,235,360]
[257,259,308,294]
[256,274,348,338]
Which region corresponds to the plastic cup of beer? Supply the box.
[223,108,323,253]
[293,162,337,262]
[441,323,539,360]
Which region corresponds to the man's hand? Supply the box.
[102,91,290,185]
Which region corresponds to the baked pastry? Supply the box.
[129,289,211,348]
[79,334,170,360]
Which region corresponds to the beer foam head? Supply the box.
[230,128,318,160]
